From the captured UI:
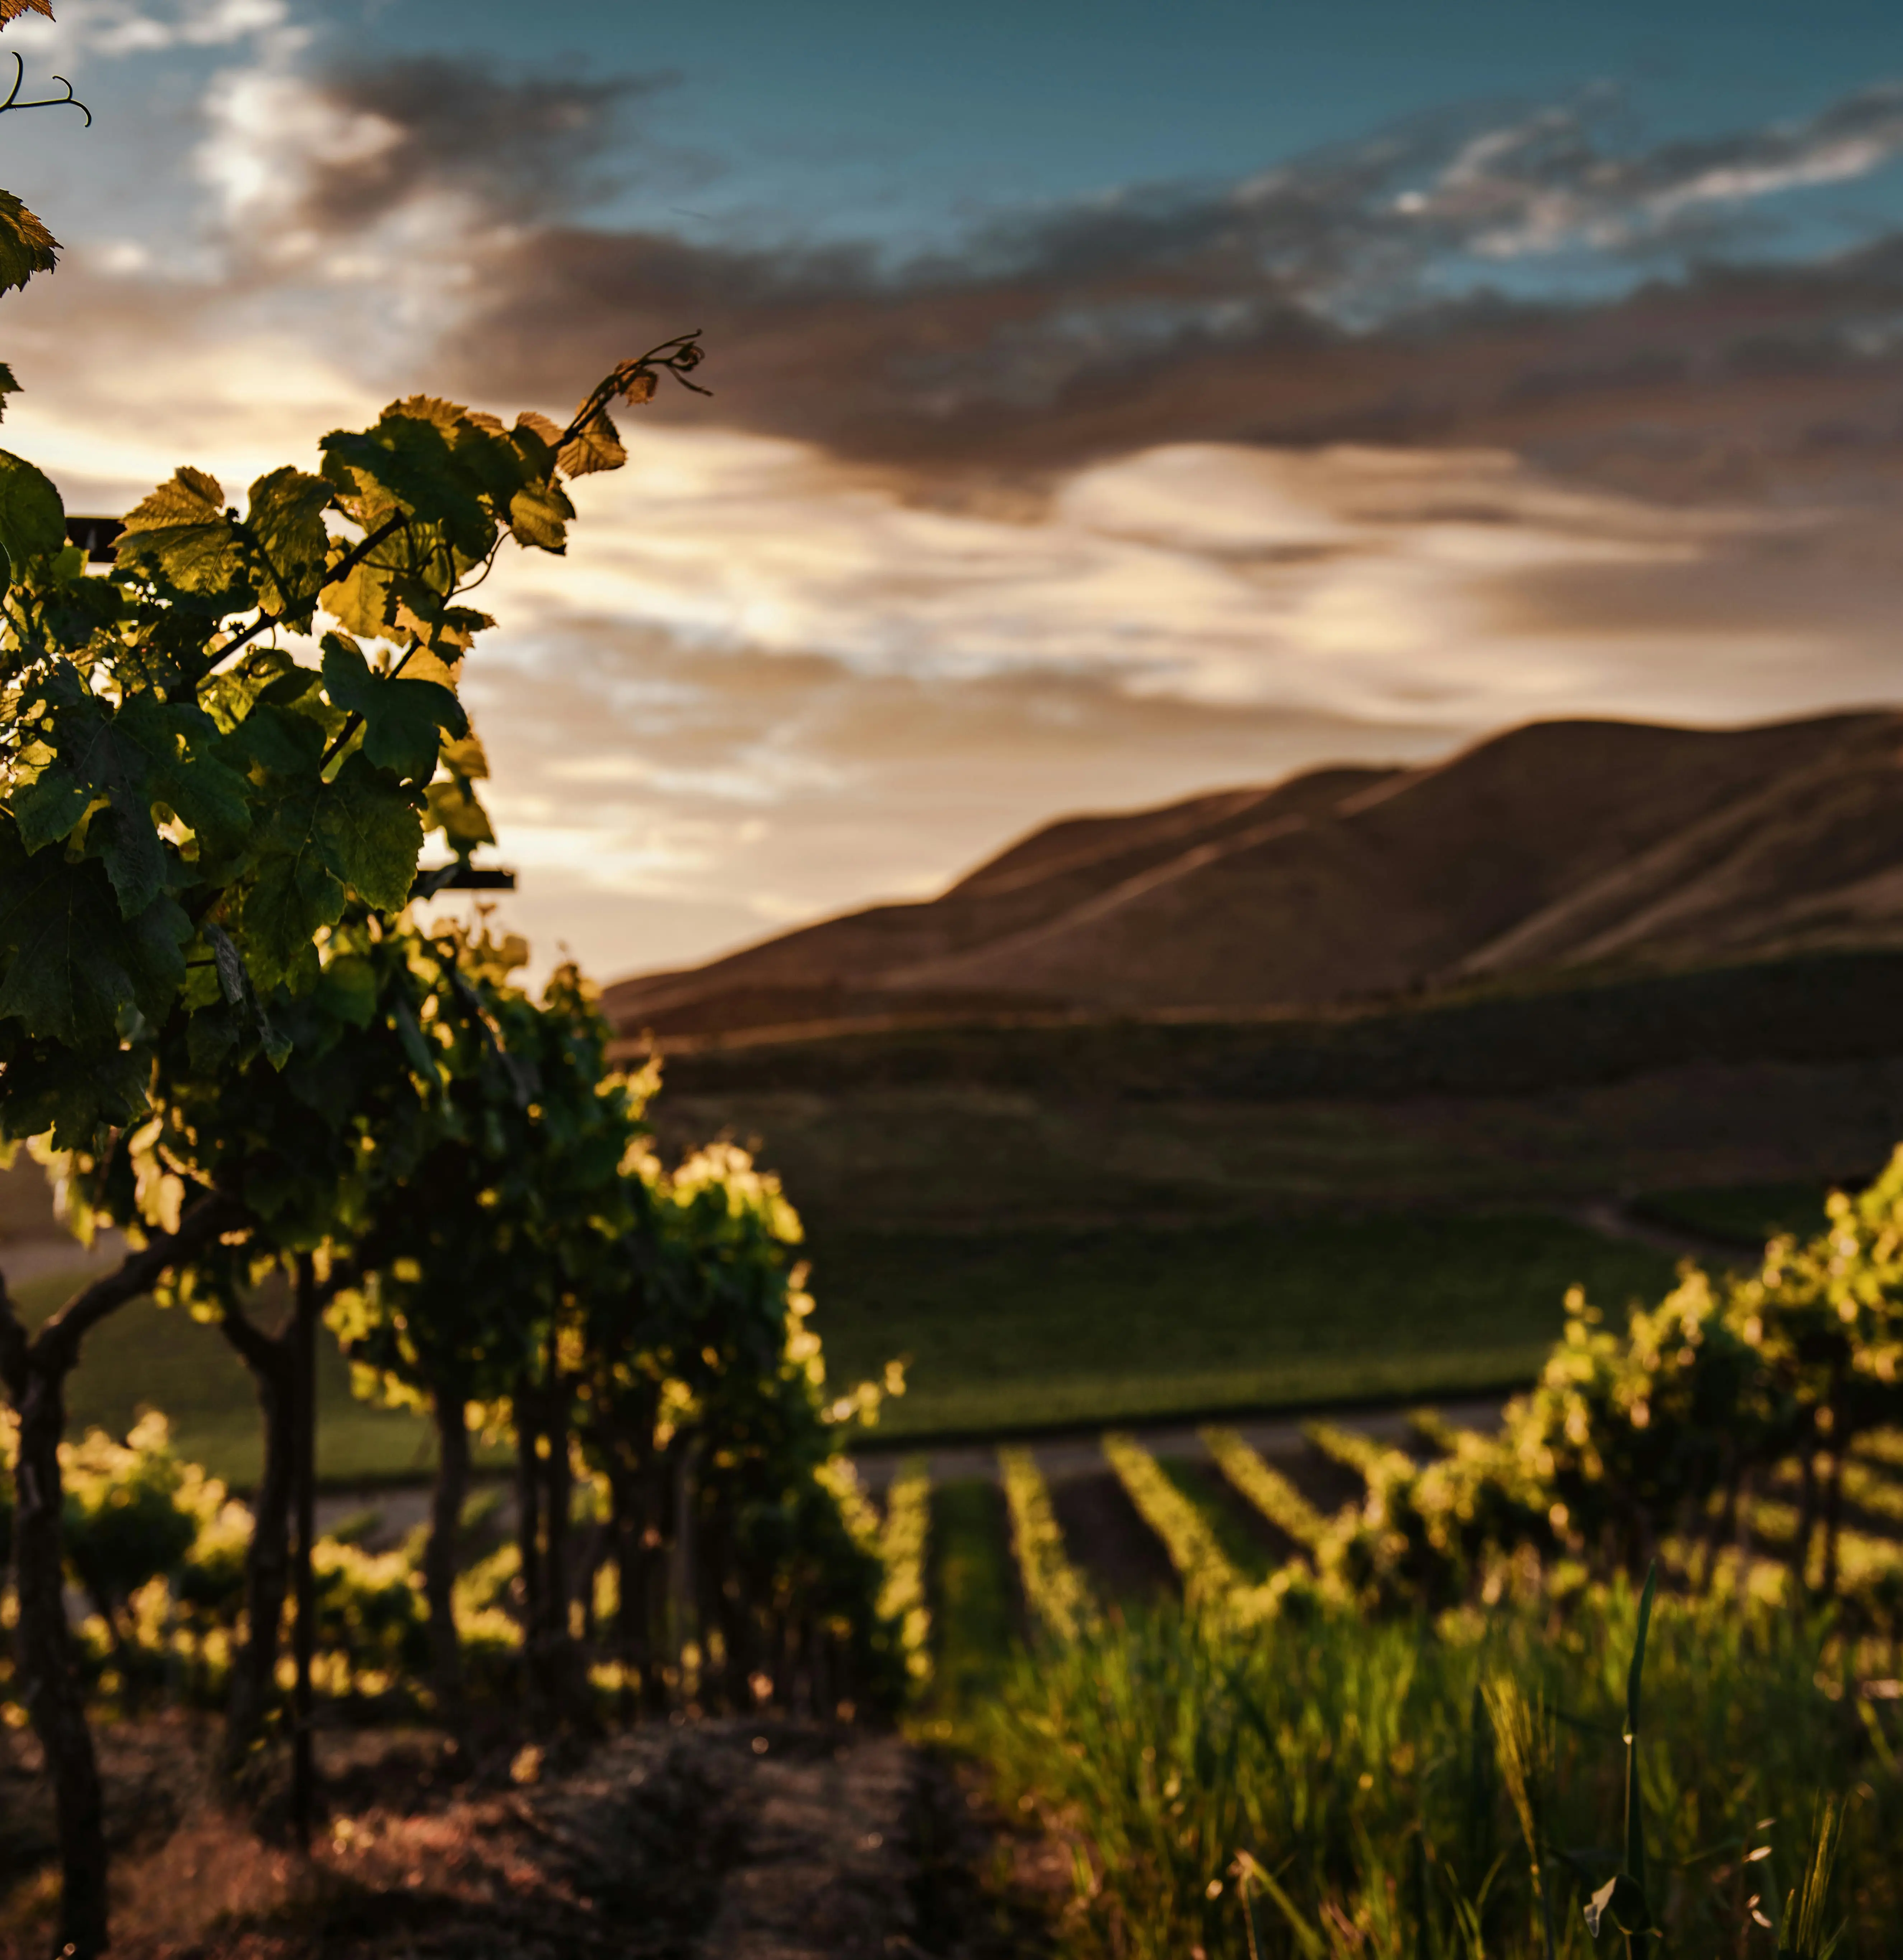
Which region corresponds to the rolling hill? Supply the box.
[603,708,1903,1438]
[603,710,1903,1042]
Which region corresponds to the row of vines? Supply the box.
[922,1163,1903,1955]
[0,11,906,1952]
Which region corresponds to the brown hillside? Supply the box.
[603,711,1903,1038]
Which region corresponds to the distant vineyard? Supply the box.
[889,1160,1903,1955]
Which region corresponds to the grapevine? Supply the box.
[999,1445,1095,1642]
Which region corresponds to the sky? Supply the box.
[4,0,1903,981]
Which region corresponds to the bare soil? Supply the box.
[0,1715,1051,1960]
[1049,1471,1178,1606]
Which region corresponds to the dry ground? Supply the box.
[0,1715,1052,1960]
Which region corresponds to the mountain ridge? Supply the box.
[603,709,1903,1042]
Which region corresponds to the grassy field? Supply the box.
[927,1478,1016,1710]
[1633,1179,1836,1244]
[649,956,1903,1246]
[809,1211,1678,1439]
[6,1208,1701,1464]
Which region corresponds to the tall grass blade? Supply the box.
[1624,1563,1656,1903]
[1778,1797,1845,1960]
[1484,1673,1557,1960]
[1235,1849,1327,1960]
[1584,1563,1658,1955]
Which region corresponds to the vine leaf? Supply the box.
[0,445,64,563]
[508,478,573,552]
[320,632,468,782]
[0,845,186,1044]
[238,754,420,986]
[425,732,494,853]
[314,953,377,1029]
[11,764,89,853]
[24,680,251,917]
[322,405,492,558]
[316,751,423,911]
[559,407,625,478]
[245,467,334,624]
[1,1042,151,1150]
[115,467,254,603]
[0,190,56,296]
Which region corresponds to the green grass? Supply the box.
[976,1583,1899,1959]
[812,1213,1677,1440]
[1634,1180,1836,1245]
[1156,1456,1282,1585]
[12,1268,504,1489]
[928,1478,1016,1710]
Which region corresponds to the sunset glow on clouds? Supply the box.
[7,0,1903,977]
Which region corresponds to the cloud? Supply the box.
[447,423,1903,984]
[15,16,1903,981]
[389,97,1903,495]
[1390,85,1903,261]
[453,617,1464,981]
[202,51,672,246]
[64,24,1903,497]
[2,0,289,61]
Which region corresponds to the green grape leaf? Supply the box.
[0,191,57,297]
[508,478,573,553]
[439,732,489,780]
[0,1041,151,1152]
[424,776,495,852]
[315,751,423,911]
[0,843,187,1044]
[238,790,346,988]
[321,407,493,559]
[85,800,167,920]
[235,748,422,986]
[139,703,253,856]
[0,446,64,563]
[447,413,537,508]
[244,467,334,622]
[116,467,254,603]
[321,553,399,639]
[35,565,126,651]
[320,632,467,782]
[185,998,246,1076]
[390,989,438,1081]
[315,954,377,1029]
[389,585,492,657]
[31,685,251,917]
[11,764,90,854]
[230,698,328,782]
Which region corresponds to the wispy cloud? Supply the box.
[11,7,1903,979]
[4,0,290,61]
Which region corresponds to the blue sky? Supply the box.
[6,0,1903,980]
[353,0,1903,261]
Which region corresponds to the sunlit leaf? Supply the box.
[0,190,56,296]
